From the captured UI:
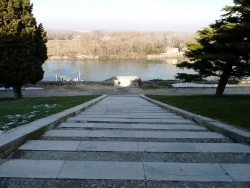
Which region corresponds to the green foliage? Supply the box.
[0,0,47,98]
[176,0,250,96]
[147,95,250,130]
[0,95,98,131]
[175,73,202,82]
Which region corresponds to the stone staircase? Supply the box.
[0,95,250,187]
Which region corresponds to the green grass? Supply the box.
[0,95,99,132]
[147,95,250,130]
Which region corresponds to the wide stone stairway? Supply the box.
[0,95,250,187]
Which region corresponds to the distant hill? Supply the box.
[46,30,195,59]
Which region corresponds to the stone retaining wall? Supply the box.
[33,81,114,87]
[29,79,249,88]
[32,80,178,88]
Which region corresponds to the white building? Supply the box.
[165,47,179,55]
[113,76,140,87]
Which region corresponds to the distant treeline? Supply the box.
[46,30,195,59]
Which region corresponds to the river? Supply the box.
[42,58,195,81]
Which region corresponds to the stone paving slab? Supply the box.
[93,123,134,129]
[167,124,207,130]
[67,118,194,124]
[83,112,173,116]
[57,161,145,180]
[0,159,64,178]
[81,112,174,115]
[87,130,136,138]
[95,110,164,113]
[138,142,200,153]
[77,141,139,152]
[60,122,207,130]
[143,162,233,181]
[87,130,182,139]
[18,140,81,151]
[72,110,177,115]
[1,160,249,182]
[43,130,225,139]
[77,114,181,119]
[85,109,167,113]
[67,118,131,123]
[134,131,182,138]
[43,130,90,137]
[139,142,250,153]
[18,140,250,153]
[195,143,250,153]
[60,123,133,129]
[221,164,250,181]
[135,131,224,139]
[68,116,184,121]
[179,132,225,139]
[134,119,192,124]
[78,114,130,118]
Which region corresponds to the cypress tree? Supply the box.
[0,0,47,99]
[176,0,250,96]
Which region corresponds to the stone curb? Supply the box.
[0,95,107,159]
[140,94,250,145]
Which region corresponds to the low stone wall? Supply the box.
[33,81,114,87]
[30,80,191,88]
[28,79,250,88]
[33,80,178,87]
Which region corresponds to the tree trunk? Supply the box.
[13,85,23,99]
[215,64,232,96]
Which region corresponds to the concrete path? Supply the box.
[0,95,250,187]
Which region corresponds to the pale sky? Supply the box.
[30,0,234,32]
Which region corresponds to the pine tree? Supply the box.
[0,0,47,99]
[176,0,250,96]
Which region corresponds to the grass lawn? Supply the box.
[0,95,99,132]
[147,95,250,130]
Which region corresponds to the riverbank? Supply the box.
[48,55,184,61]
[1,84,250,98]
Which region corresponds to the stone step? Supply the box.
[18,140,250,153]
[82,112,173,115]
[43,130,225,139]
[1,160,249,181]
[66,118,194,124]
[82,111,168,115]
[59,122,207,131]
[77,114,181,119]
[2,95,249,186]
[41,137,232,143]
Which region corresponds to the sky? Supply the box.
[30,0,234,32]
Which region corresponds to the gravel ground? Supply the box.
[1,85,250,98]
[1,178,249,188]
[11,150,250,163]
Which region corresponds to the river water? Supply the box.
[42,58,195,81]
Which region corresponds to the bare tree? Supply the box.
[47,30,195,59]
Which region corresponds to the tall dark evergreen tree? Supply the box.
[176,0,250,96]
[0,0,47,99]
